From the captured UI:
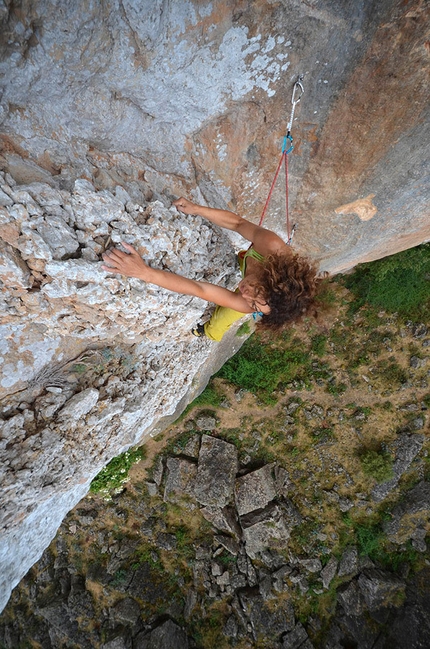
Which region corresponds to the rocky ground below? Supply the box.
[0,284,429,648]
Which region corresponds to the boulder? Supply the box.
[372,434,424,502]
[382,481,430,544]
[358,569,405,610]
[338,547,359,578]
[337,581,365,617]
[241,502,293,560]
[321,556,338,589]
[163,458,197,503]
[200,505,241,540]
[235,464,277,516]
[193,435,238,507]
[239,589,295,639]
[134,619,189,649]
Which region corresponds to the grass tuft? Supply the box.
[359,448,394,483]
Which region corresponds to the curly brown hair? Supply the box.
[257,251,320,330]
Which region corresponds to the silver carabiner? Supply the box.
[291,75,304,106]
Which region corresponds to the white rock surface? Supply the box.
[0,177,245,612]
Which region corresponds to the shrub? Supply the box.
[311,334,327,357]
[359,448,394,483]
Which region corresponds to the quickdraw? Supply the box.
[259,74,304,245]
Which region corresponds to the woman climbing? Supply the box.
[101,197,320,341]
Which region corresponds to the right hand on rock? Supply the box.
[173,197,197,215]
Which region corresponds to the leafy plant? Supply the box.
[192,382,224,408]
[90,447,146,499]
[355,522,384,557]
[326,380,348,397]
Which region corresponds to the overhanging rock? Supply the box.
[0,176,248,613]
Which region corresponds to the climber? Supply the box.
[101,197,320,341]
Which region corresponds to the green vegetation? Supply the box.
[359,448,394,483]
[311,334,327,357]
[341,243,430,321]
[353,520,419,573]
[236,320,251,336]
[375,359,407,387]
[326,380,348,397]
[90,447,146,499]
[192,381,224,408]
[216,334,311,402]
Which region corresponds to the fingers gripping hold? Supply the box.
[173,197,195,215]
[101,242,146,278]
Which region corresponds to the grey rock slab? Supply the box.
[36,218,79,259]
[299,558,323,573]
[239,589,295,638]
[272,565,292,593]
[274,465,292,498]
[195,415,217,430]
[214,533,240,556]
[57,388,100,421]
[241,502,293,560]
[259,549,288,570]
[152,456,164,486]
[155,533,177,551]
[179,434,201,458]
[337,581,365,617]
[200,505,241,540]
[338,546,358,577]
[101,639,128,649]
[0,239,32,288]
[224,615,238,638]
[282,622,311,649]
[163,457,197,503]
[0,189,13,206]
[382,480,430,544]
[372,434,424,502]
[110,597,141,625]
[127,565,168,603]
[358,568,405,610]
[235,463,277,516]
[321,556,338,589]
[134,619,189,649]
[193,434,238,507]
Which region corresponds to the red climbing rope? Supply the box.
[258,75,304,245]
[258,152,286,227]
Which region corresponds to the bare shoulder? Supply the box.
[235,217,291,256]
[252,227,290,257]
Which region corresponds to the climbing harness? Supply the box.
[258,74,304,245]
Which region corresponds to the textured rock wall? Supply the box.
[0,0,428,270]
[0,174,247,612]
[0,0,429,613]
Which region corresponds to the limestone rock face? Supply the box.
[0,0,428,273]
[0,176,244,613]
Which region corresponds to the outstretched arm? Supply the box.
[173,197,288,256]
[101,243,254,313]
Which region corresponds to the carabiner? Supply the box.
[291,75,304,106]
[282,133,294,154]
